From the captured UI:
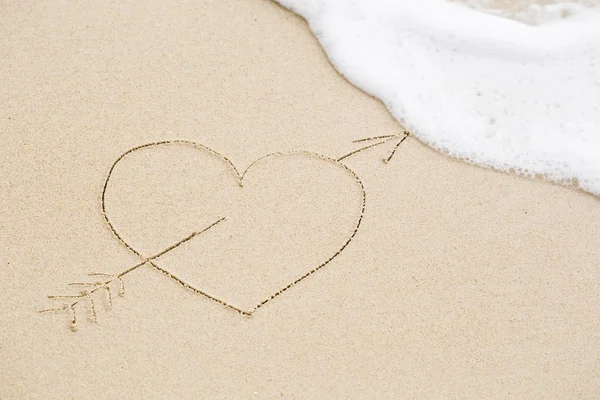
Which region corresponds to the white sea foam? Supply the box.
[275,0,600,195]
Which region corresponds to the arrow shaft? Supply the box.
[117,216,226,278]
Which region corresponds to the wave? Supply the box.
[275,0,600,195]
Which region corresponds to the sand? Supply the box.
[1,0,599,398]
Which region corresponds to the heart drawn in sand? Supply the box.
[101,140,365,315]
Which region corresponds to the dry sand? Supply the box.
[1,0,599,398]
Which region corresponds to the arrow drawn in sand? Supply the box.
[39,131,411,331]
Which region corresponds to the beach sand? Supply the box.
[1,0,599,398]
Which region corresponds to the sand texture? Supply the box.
[1,0,599,398]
